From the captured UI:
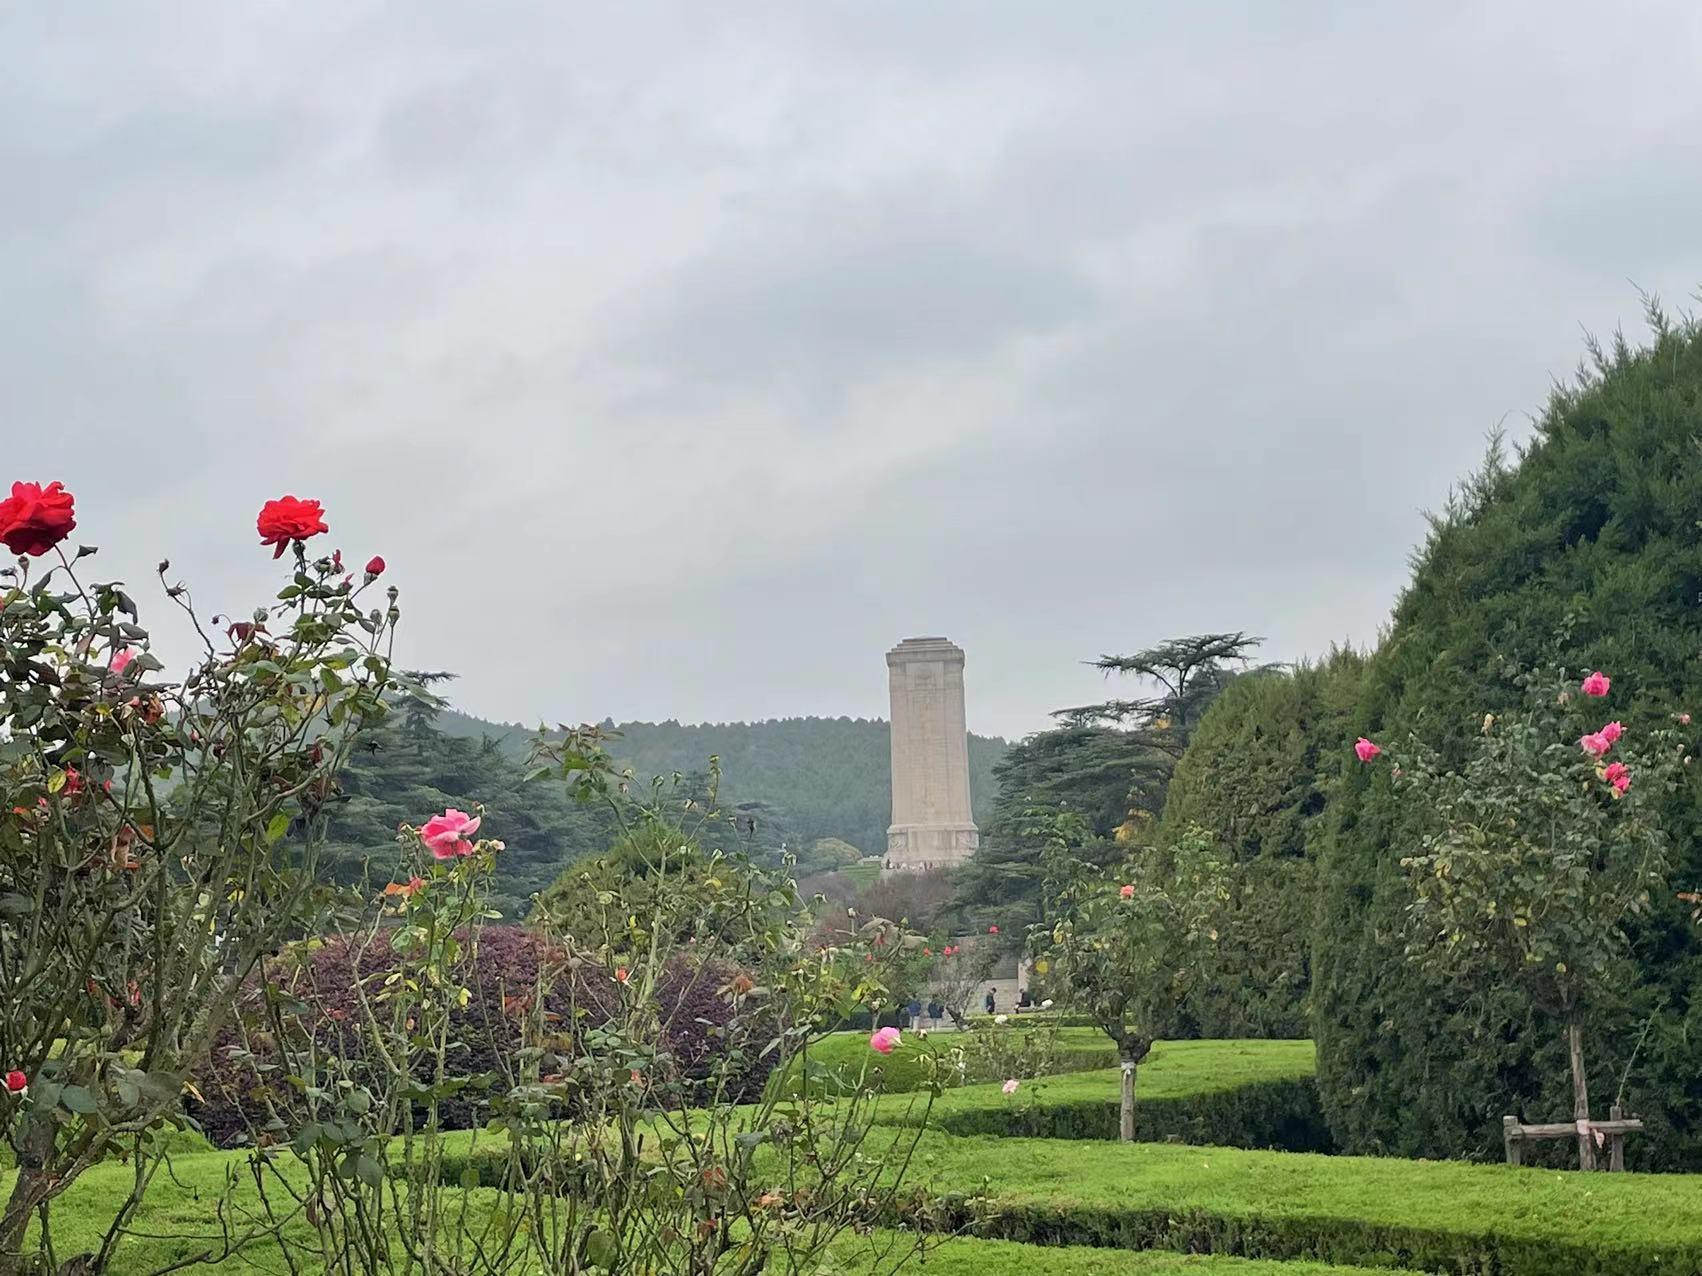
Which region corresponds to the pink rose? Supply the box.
[1580,733,1611,758]
[1119,884,1135,899]
[1581,671,1611,697]
[420,808,481,859]
[1354,738,1381,763]
[1600,721,1624,744]
[1680,713,1692,727]
[110,648,135,676]
[869,1026,902,1055]
[1002,1079,1019,1095]
[1613,773,1631,794]
[1603,761,1629,785]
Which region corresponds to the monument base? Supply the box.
[883,823,979,873]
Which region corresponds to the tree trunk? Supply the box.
[1119,1058,1137,1142]
[1567,1014,1595,1172]
[0,1112,63,1273]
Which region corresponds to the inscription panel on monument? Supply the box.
[913,682,948,821]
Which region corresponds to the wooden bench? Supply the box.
[1503,1104,1643,1170]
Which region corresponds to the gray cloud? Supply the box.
[3,1,1701,739]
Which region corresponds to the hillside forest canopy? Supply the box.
[321,687,1007,918]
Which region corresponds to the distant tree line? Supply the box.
[321,693,1008,918]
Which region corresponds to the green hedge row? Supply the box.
[914,1075,1330,1152]
[873,1039,1328,1152]
[895,1135,1702,1276]
[768,1026,1119,1099]
[840,1234,1414,1275]
[922,1201,1702,1276]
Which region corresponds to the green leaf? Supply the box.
[584,1230,619,1269]
[59,1085,99,1115]
[265,812,292,844]
[352,1153,384,1188]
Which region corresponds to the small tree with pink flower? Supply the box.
[923,938,998,1030]
[1029,824,1227,1141]
[1370,668,1689,1169]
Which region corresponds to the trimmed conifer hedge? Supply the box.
[1159,653,1364,1038]
[920,1074,1329,1151]
[1312,309,1702,1169]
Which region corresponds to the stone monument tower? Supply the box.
[885,636,979,871]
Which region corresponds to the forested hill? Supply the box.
[434,708,1007,857]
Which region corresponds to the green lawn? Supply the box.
[775,1033,1309,1102]
[14,1130,1700,1274]
[839,862,884,891]
[10,1121,1702,1274]
[772,1026,1119,1097]
[11,1036,1699,1275]
[915,1038,1316,1109]
[0,1144,1418,1276]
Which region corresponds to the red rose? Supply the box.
[3,1071,25,1096]
[256,496,328,558]
[0,481,77,557]
[364,555,385,577]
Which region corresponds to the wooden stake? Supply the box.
[1568,1018,1595,1171]
[1119,1060,1136,1143]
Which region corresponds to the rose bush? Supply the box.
[215,729,938,1275]
[0,481,398,1273]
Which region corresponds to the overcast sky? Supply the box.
[5,3,1702,740]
